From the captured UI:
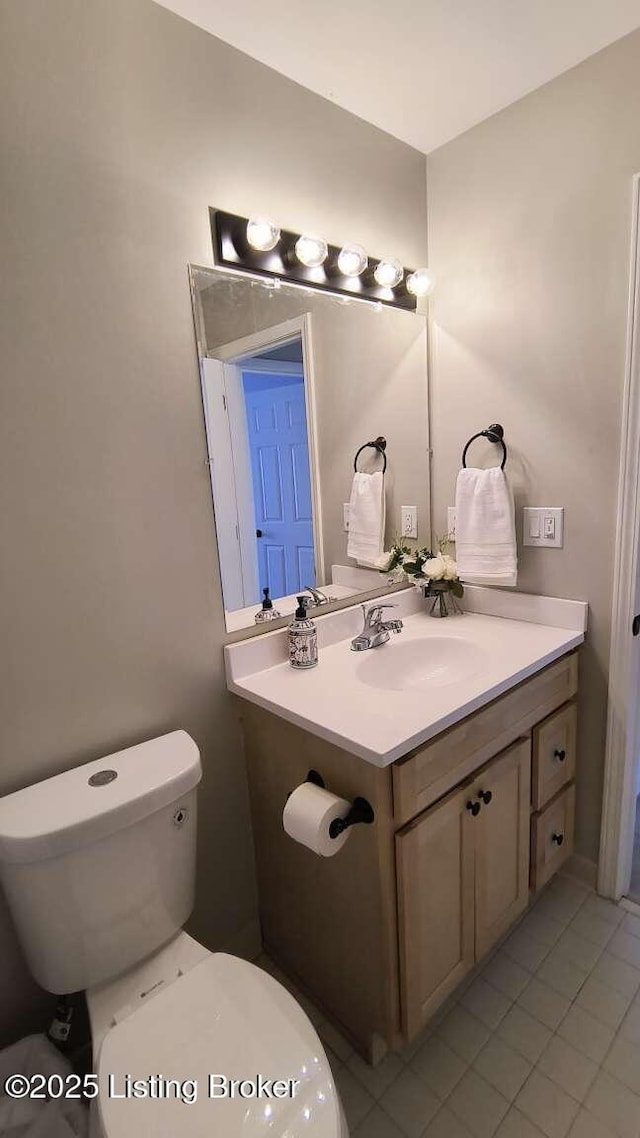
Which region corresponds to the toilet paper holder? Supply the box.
[301,770,375,839]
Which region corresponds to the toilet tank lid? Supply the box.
[0,731,202,864]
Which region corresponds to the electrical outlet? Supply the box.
[447,507,457,539]
[401,506,417,539]
[343,503,350,531]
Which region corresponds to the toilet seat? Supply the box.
[97,953,343,1137]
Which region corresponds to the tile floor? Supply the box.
[260,875,640,1138]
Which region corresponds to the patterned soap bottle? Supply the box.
[288,596,318,669]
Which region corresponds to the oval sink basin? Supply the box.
[356,636,486,692]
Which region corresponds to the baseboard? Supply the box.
[223,916,262,962]
[560,853,597,890]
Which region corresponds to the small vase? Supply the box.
[423,581,463,618]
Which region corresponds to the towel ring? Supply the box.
[354,436,387,474]
[462,423,507,470]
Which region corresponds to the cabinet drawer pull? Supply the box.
[551,832,564,846]
[466,799,481,817]
[478,789,492,805]
[553,748,566,762]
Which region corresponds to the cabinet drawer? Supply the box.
[532,702,576,810]
[393,652,578,826]
[531,784,575,892]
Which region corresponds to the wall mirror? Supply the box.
[189,265,431,634]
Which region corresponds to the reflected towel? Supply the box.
[455,467,517,587]
[347,471,386,568]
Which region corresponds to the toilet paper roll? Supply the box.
[282,783,352,857]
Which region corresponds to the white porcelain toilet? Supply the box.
[0,731,349,1137]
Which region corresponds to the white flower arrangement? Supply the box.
[377,534,463,597]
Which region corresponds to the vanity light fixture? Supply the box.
[337,244,368,277]
[295,234,328,268]
[373,257,404,289]
[210,209,433,311]
[246,216,281,252]
[406,267,436,297]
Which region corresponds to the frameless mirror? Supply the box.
[189,266,430,633]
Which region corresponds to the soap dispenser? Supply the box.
[254,587,281,624]
[288,596,318,669]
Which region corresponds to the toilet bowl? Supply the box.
[0,732,348,1137]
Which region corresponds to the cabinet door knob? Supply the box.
[466,800,481,817]
[553,748,566,762]
[478,789,492,805]
[551,832,564,846]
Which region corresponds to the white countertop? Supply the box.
[224,587,587,767]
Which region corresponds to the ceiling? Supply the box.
[156,0,640,154]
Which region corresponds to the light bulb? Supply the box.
[246,217,280,252]
[374,257,403,288]
[337,244,368,277]
[406,267,435,297]
[295,234,328,268]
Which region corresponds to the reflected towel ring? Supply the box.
[353,436,387,474]
[462,423,507,470]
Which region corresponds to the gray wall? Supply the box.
[0,0,427,1044]
[427,28,640,865]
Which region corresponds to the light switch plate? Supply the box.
[523,507,564,548]
[447,507,457,539]
[401,506,417,539]
[343,503,350,531]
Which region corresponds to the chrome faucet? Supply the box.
[350,603,403,651]
[303,585,330,606]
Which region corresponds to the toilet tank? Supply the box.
[0,731,202,994]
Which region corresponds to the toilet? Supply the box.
[0,731,348,1137]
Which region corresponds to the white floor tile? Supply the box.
[537,1036,598,1103]
[602,1035,640,1097]
[437,1006,492,1064]
[353,1105,404,1138]
[569,912,617,951]
[409,1035,467,1100]
[620,912,640,941]
[473,1036,532,1101]
[482,951,531,1000]
[520,908,566,947]
[590,953,640,1000]
[496,1106,548,1138]
[584,1069,640,1138]
[347,1050,405,1100]
[580,896,624,929]
[497,1005,552,1063]
[379,1068,441,1138]
[619,1000,640,1045]
[333,1064,375,1130]
[502,928,551,972]
[515,1069,580,1138]
[424,1105,475,1138]
[447,1069,510,1138]
[557,1005,615,1065]
[567,1107,617,1138]
[575,977,631,1031]
[536,950,590,1001]
[554,930,604,973]
[460,977,512,1030]
[518,977,572,1030]
[608,930,640,970]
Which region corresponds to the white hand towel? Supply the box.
[455,466,517,587]
[347,471,386,567]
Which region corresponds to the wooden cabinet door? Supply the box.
[473,738,531,960]
[396,782,475,1040]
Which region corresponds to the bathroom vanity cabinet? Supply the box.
[238,648,579,1063]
